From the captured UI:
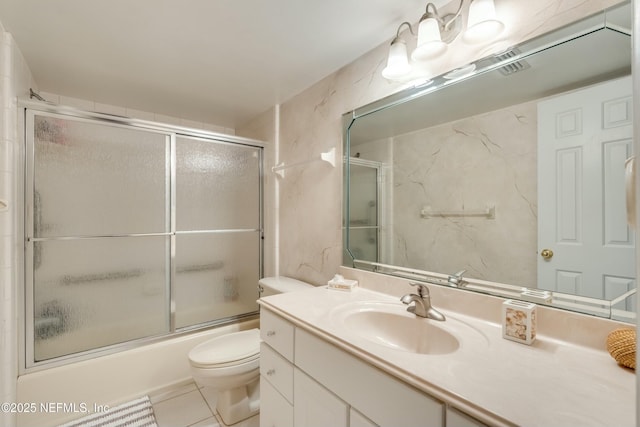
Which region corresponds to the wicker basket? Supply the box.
[607,328,636,369]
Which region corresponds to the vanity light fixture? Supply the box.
[412,2,458,62]
[463,0,505,43]
[382,22,414,80]
[382,0,504,81]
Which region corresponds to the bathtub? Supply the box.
[16,318,259,427]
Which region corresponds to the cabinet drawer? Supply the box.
[261,309,295,361]
[261,376,293,427]
[260,342,294,403]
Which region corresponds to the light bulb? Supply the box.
[464,0,504,43]
[412,17,447,61]
[382,39,411,80]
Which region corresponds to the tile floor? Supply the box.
[149,381,259,427]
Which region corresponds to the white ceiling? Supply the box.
[0,0,445,128]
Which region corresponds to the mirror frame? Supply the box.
[342,2,635,322]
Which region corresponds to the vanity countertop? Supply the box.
[258,286,635,427]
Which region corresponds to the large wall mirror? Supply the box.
[342,1,635,322]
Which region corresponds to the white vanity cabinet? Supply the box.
[293,367,349,427]
[295,327,444,427]
[260,308,450,427]
[446,406,489,427]
[350,408,378,427]
[259,285,636,427]
[260,309,295,427]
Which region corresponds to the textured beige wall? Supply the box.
[392,100,538,287]
[237,0,624,286]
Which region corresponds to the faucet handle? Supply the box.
[448,270,467,287]
[409,282,430,297]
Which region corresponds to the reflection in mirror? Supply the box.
[343,2,636,322]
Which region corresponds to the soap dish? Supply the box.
[327,274,358,292]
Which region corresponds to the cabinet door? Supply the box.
[295,328,444,427]
[261,377,293,427]
[446,406,488,427]
[350,408,378,427]
[294,368,348,427]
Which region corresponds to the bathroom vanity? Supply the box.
[258,285,635,427]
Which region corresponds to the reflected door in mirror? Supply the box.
[537,76,635,305]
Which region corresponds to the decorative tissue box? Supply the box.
[502,299,537,345]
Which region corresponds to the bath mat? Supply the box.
[58,395,157,427]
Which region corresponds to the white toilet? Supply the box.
[188,276,312,425]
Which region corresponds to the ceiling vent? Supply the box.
[494,49,531,75]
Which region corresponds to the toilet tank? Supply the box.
[259,276,313,297]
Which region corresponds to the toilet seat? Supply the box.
[190,352,259,369]
[190,354,259,380]
[188,328,260,369]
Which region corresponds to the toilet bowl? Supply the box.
[188,276,312,425]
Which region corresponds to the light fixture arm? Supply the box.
[420,1,464,32]
[421,3,442,25]
[392,21,415,43]
[442,0,465,32]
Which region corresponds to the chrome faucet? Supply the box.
[400,283,445,321]
[448,270,467,288]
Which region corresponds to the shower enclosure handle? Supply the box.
[33,190,42,268]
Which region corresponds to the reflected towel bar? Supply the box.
[610,288,637,306]
[420,205,496,219]
[272,147,336,178]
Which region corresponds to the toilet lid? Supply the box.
[189,329,260,367]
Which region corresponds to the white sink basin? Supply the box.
[330,301,484,355]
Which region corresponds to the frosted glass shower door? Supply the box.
[347,163,380,262]
[32,115,169,236]
[174,136,262,329]
[25,108,264,368]
[32,237,169,361]
[28,113,171,363]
